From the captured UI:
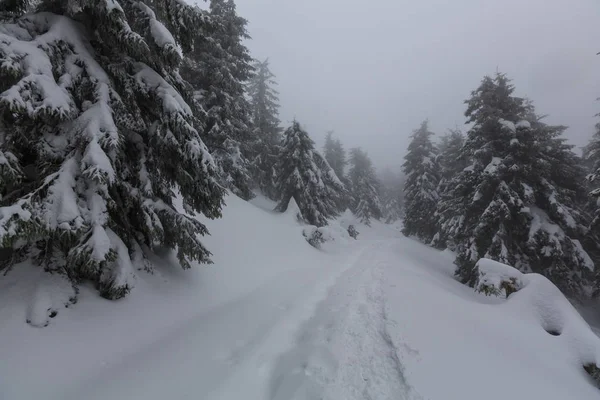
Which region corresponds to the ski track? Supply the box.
[270,241,420,400]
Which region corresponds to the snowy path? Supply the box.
[269,241,417,400]
[57,239,424,400]
[2,198,599,400]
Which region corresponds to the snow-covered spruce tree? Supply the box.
[430,128,466,247]
[440,74,594,298]
[379,168,404,223]
[348,148,382,225]
[402,120,440,242]
[436,128,466,196]
[0,0,223,300]
[247,58,282,200]
[323,131,347,180]
[583,116,600,296]
[275,121,344,227]
[323,130,351,211]
[532,119,597,297]
[181,0,254,200]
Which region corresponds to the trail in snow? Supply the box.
[269,241,420,400]
[3,191,600,400]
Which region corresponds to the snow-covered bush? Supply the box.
[0,1,223,301]
[302,223,351,249]
[347,225,359,239]
[585,364,600,388]
[303,226,326,249]
[475,259,524,298]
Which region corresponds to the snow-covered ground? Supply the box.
[1,194,599,399]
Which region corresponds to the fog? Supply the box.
[232,0,599,170]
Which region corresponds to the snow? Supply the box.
[521,182,534,199]
[137,2,183,58]
[42,157,83,230]
[484,156,502,174]
[474,258,600,365]
[499,118,516,133]
[133,62,193,116]
[463,163,475,172]
[516,120,532,129]
[0,201,32,240]
[0,195,599,399]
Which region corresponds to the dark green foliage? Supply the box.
[347,225,359,239]
[248,58,282,200]
[181,0,255,200]
[323,131,347,181]
[584,363,600,388]
[323,131,351,212]
[0,0,223,300]
[348,148,382,225]
[584,114,600,296]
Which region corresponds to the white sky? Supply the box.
[197,0,600,170]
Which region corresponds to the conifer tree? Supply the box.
[348,148,382,225]
[181,0,254,200]
[379,168,404,223]
[323,131,347,180]
[275,121,344,227]
[323,130,351,211]
[430,129,466,247]
[437,129,466,195]
[247,58,282,200]
[0,0,223,299]
[583,115,600,295]
[402,121,440,241]
[437,74,594,298]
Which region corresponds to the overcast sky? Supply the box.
[202,0,600,170]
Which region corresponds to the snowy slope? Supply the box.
[0,194,599,400]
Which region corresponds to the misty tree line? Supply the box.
[403,73,600,301]
[0,0,399,303]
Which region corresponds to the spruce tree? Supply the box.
[323,130,351,211]
[430,129,466,247]
[438,74,594,298]
[437,129,466,194]
[323,131,347,179]
[247,58,282,200]
[379,168,404,223]
[583,115,600,295]
[402,121,440,241]
[348,148,382,225]
[275,121,344,227]
[181,0,254,200]
[0,0,223,299]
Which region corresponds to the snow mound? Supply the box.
[302,223,351,249]
[475,258,600,373]
[1,263,77,328]
[475,258,524,297]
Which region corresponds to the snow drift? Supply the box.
[475,258,600,383]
